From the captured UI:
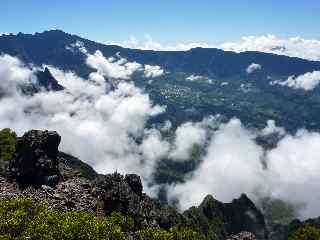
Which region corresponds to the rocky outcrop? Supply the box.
[35,67,64,91]
[183,194,267,240]
[8,130,61,186]
[95,172,143,216]
[95,172,187,229]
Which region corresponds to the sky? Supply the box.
[1,0,320,44]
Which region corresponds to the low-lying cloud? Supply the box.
[246,63,262,74]
[1,51,320,219]
[0,53,165,195]
[167,119,320,219]
[112,35,320,61]
[144,65,164,78]
[271,71,320,91]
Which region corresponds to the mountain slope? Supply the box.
[1,30,320,78]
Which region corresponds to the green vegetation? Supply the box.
[0,128,17,175]
[289,225,320,240]
[0,197,206,240]
[0,197,131,240]
[0,128,17,162]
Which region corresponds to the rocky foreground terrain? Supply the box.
[0,129,319,239]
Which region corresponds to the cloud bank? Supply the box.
[271,71,320,91]
[112,35,320,61]
[0,52,166,195]
[1,50,320,219]
[167,119,320,219]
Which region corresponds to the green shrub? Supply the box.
[0,128,17,162]
[0,197,130,240]
[289,225,320,240]
[0,197,206,240]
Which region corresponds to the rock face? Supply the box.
[183,194,267,240]
[95,172,187,229]
[8,130,61,186]
[35,67,64,91]
[95,172,143,216]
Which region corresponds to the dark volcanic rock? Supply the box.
[95,172,142,216]
[95,172,187,229]
[8,130,61,186]
[35,67,64,91]
[125,174,143,197]
[183,194,267,240]
[223,194,267,239]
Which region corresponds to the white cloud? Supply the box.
[0,54,165,195]
[271,71,320,91]
[140,129,170,178]
[168,119,265,209]
[221,35,320,61]
[0,54,35,95]
[168,119,320,219]
[265,130,320,218]
[169,118,215,161]
[3,50,320,219]
[246,63,262,74]
[186,75,203,81]
[112,35,320,61]
[86,50,143,80]
[110,34,215,51]
[68,43,166,80]
[144,65,164,78]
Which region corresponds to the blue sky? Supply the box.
[1,0,320,44]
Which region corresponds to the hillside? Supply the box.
[1,30,320,131]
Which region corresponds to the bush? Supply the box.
[289,225,320,240]
[0,197,205,240]
[0,197,131,240]
[0,128,17,162]
[0,198,205,240]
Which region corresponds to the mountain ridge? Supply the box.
[1,30,320,78]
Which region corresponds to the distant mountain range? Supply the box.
[1,30,320,77]
[1,30,320,131]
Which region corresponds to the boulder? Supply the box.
[9,130,61,186]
